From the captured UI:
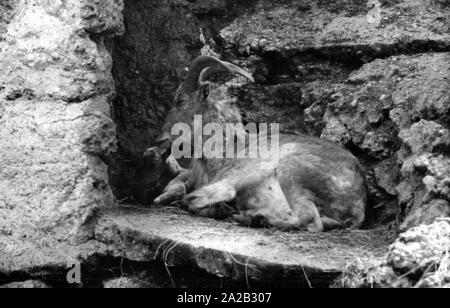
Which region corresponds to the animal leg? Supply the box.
[294,195,323,232]
[154,170,191,206]
[277,158,324,232]
[231,212,254,227]
[278,184,324,232]
[198,202,237,219]
[231,207,271,228]
[165,155,187,177]
[232,209,301,230]
[154,183,186,206]
[321,217,346,231]
[232,172,302,230]
[182,181,237,216]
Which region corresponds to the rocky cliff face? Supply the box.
[321,53,450,229]
[0,0,123,252]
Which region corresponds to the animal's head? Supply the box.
[155,55,254,150]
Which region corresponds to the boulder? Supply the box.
[0,0,123,273]
[336,219,450,288]
[400,120,450,155]
[388,220,450,272]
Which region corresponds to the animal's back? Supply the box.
[278,134,366,229]
[205,133,366,230]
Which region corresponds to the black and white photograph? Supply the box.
[0,0,449,292]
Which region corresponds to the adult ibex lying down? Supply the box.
[148,56,366,232]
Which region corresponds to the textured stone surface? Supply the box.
[388,220,450,272]
[336,219,450,288]
[399,120,450,155]
[110,0,204,203]
[0,0,123,273]
[103,277,148,288]
[322,53,450,148]
[399,154,450,230]
[232,83,305,133]
[221,0,450,59]
[0,1,16,39]
[95,207,396,287]
[320,53,450,227]
[401,199,450,231]
[0,280,50,289]
[0,234,107,275]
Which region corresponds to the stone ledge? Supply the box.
[221,0,450,58]
[0,236,107,276]
[95,207,397,287]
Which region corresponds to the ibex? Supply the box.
[147,55,366,232]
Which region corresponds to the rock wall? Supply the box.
[0,0,124,250]
[321,53,450,228]
[337,219,450,288]
[110,0,203,203]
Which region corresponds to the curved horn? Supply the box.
[199,66,223,85]
[177,56,254,99]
